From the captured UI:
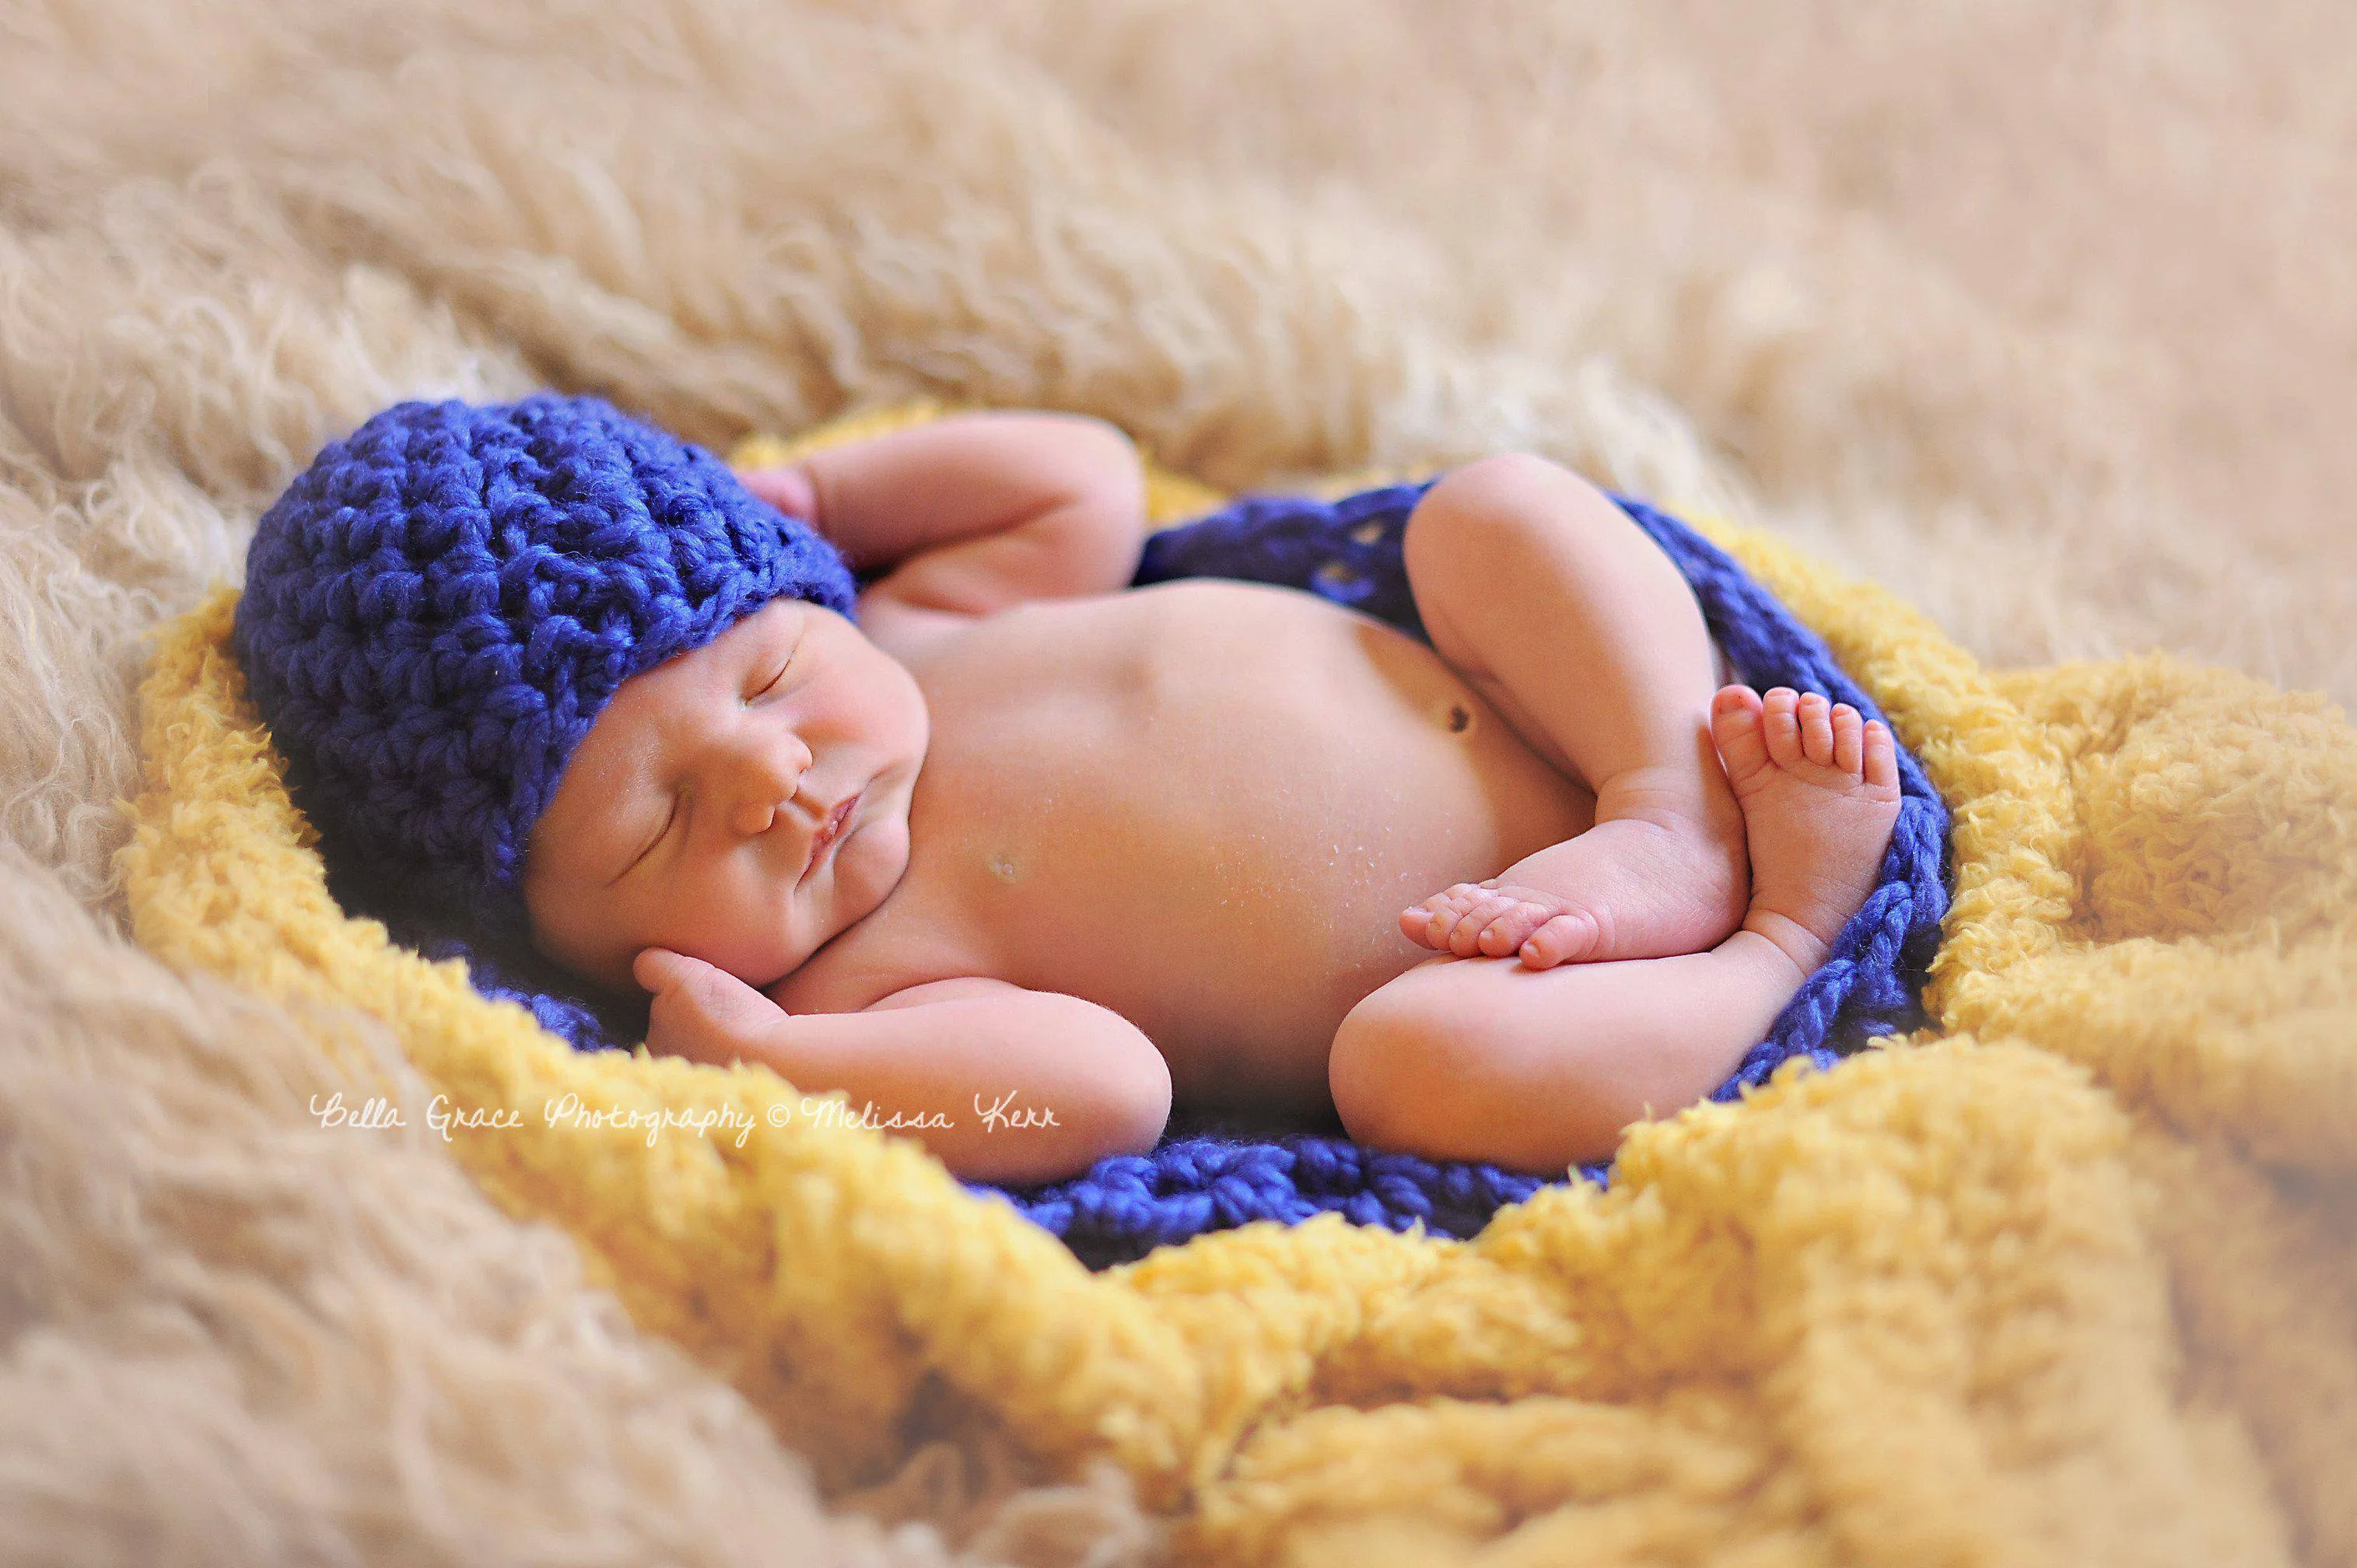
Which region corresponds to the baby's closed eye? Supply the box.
[744,619,809,703]
[618,793,679,881]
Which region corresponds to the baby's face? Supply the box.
[522,598,927,992]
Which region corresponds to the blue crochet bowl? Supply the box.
[351,478,1950,1270]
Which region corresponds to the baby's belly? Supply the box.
[902,583,1595,1111]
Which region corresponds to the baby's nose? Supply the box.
[717,732,811,835]
[729,796,783,837]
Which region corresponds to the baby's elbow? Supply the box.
[1079,1005,1172,1160]
[972,996,1167,1184]
[1115,1055,1174,1157]
[1049,412,1144,498]
[1043,416,1148,583]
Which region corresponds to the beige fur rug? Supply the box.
[3,1,2348,1561]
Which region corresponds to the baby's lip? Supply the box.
[799,789,861,884]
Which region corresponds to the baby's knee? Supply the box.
[1406,453,1577,556]
[1431,451,1578,509]
[1404,453,1653,593]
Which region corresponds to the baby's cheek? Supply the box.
[666,877,811,985]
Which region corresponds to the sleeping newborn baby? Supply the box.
[236,396,1900,1184]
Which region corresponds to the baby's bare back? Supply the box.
[772,580,1594,1111]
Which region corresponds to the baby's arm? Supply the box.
[635,950,1171,1184]
[741,411,1147,619]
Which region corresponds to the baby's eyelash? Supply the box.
[747,636,803,702]
[748,621,810,701]
[624,793,679,876]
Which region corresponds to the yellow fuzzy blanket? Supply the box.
[120,409,2357,1565]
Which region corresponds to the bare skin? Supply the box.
[520,413,1903,1181]
[1332,685,1900,1166]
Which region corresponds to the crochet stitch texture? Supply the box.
[232,394,856,923]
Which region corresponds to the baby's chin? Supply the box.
[820,796,913,933]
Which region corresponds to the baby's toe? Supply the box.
[1711,686,1772,789]
[1863,719,1901,793]
[1427,883,1485,914]
[1447,896,1520,956]
[1519,912,1599,969]
[1474,901,1553,957]
[1761,688,1804,768]
[1404,886,1479,949]
[1798,693,1836,767]
[1832,703,1865,775]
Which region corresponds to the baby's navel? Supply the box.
[989,852,1021,883]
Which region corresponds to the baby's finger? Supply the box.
[737,463,818,520]
[639,948,780,1053]
[632,946,699,996]
[644,982,723,1063]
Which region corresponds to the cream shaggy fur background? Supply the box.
[1,0,2348,1561]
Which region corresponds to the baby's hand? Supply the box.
[737,463,820,523]
[636,948,789,1066]
[1399,881,1598,970]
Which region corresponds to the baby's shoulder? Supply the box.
[855,593,982,667]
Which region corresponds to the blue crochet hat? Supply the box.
[233,394,857,925]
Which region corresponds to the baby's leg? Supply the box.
[1399,454,1748,967]
[1334,687,1900,1171]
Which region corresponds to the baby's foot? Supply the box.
[1401,770,1751,970]
[1709,686,1903,975]
[1401,868,1620,970]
